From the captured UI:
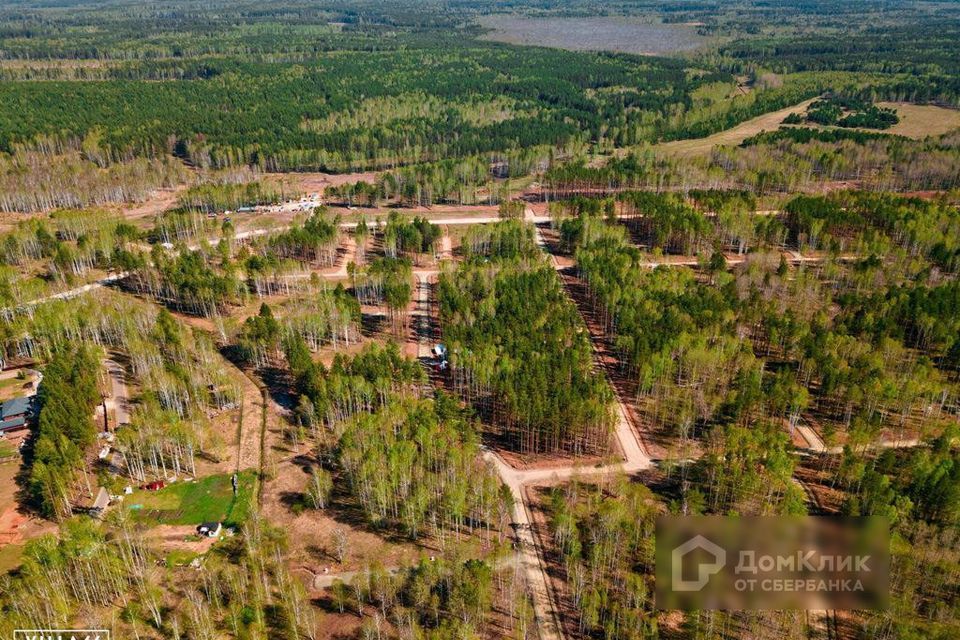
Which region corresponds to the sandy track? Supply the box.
[217,354,266,473]
[651,98,819,158]
[104,358,130,427]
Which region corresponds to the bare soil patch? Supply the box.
[147,524,220,554]
[111,185,189,226]
[0,460,56,561]
[266,171,382,196]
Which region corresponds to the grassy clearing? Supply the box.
[652,98,818,157]
[0,373,34,402]
[164,548,201,568]
[0,440,17,458]
[0,542,24,573]
[126,470,256,527]
[876,102,960,138]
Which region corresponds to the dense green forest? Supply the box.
[564,194,959,455]
[28,344,102,519]
[438,220,614,454]
[0,0,955,213]
[1,1,960,639]
[0,47,724,172]
[283,339,508,539]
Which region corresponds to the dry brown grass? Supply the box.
[651,98,818,158]
[876,102,960,138]
[648,100,960,160]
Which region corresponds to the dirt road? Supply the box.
[104,359,130,427]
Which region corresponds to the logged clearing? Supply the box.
[652,98,818,157]
[478,15,707,55]
[647,98,960,158]
[876,101,960,138]
[265,170,381,195]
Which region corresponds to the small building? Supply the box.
[197,522,222,538]
[0,396,34,435]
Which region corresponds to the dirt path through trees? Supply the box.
[104,358,130,428]
[216,354,266,473]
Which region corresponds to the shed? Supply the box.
[0,396,33,434]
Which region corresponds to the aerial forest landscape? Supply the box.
[0,0,960,639]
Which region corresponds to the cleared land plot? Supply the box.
[478,15,707,55]
[652,98,818,157]
[0,373,33,402]
[0,441,16,459]
[125,470,256,527]
[873,102,960,138]
[764,101,960,141]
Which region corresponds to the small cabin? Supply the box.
[198,522,222,538]
[0,396,34,435]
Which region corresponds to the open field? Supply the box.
[647,97,960,160]
[0,441,16,459]
[775,101,960,140]
[125,470,256,527]
[652,97,819,157]
[873,102,960,138]
[478,15,708,55]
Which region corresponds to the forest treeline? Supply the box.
[28,344,101,519]
[5,292,241,497]
[546,128,960,196]
[0,0,956,217]
[281,339,509,540]
[438,220,614,454]
[0,46,723,173]
[562,194,959,454]
[0,146,187,213]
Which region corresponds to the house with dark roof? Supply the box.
[0,396,34,435]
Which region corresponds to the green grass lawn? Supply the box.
[0,542,25,574]
[126,470,256,527]
[0,440,17,459]
[0,374,33,401]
